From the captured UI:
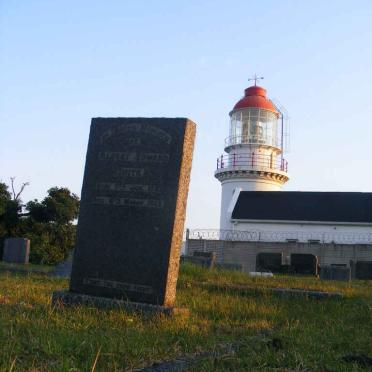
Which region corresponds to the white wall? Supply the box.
[219,178,282,230]
[232,220,372,244]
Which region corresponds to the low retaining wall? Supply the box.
[186,239,372,275]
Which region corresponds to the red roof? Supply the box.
[233,85,278,114]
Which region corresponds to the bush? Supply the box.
[24,222,76,265]
[0,184,79,265]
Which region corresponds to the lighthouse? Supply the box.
[187,78,372,276]
[215,77,289,230]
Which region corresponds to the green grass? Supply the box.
[0,261,53,273]
[0,263,371,371]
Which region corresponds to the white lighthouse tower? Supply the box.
[215,77,289,230]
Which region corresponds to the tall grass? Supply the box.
[0,263,371,371]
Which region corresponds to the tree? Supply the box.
[26,222,77,265]
[0,181,23,237]
[0,182,11,240]
[0,182,11,216]
[1,183,80,265]
[27,187,79,224]
[9,177,29,202]
[0,181,26,255]
[24,187,80,264]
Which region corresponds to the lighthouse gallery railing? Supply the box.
[216,153,288,173]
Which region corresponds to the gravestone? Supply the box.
[50,250,74,278]
[53,117,196,314]
[2,238,30,264]
[290,253,318,276]
[353,261,372,280]
[320,265,351,281]
[256,252,282,273]
[180,251,216,269]
[193,251,216,268]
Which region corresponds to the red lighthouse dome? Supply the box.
[233,85,278,114]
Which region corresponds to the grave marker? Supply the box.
[53,118,196,314]
[320,265,351,281]
[2,238,30,264]
[351,260,372,280]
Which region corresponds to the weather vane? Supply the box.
[248,74,264,86]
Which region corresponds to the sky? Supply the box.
[1,0,372,229]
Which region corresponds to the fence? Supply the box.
[187,229,372,245]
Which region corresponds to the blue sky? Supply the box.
[1,0,372,228]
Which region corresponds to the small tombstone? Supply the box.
[50,250,74,278]
[2,238,30,264]
[193,251,216,268]
[181,251,216,269]
[52,118,196,315]
[256,252,282,273]
[290,253,318,276]
[320,265,351,281]
[181,255,210,268]
[354,261,372,280]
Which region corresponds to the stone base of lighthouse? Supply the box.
[217,170,289,230]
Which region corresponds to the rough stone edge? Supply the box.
[164,119,196,307]
[51,290,189,317]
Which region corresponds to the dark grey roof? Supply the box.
[232,192,372,223]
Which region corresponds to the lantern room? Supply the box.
[227,86,280,150]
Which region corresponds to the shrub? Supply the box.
[24,222,76,265]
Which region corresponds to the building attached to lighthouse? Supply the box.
[215,83,289,230]
[185,80,372,278]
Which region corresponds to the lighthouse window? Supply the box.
[230,111,242,144]
[242,111,250,140]
[235,120,242,139]
[230,108,279,147]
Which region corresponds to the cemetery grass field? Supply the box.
[0,262,53,274]
[0,263,371,371]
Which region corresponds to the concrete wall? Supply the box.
[187,239,372,273]
[231,221,372,244]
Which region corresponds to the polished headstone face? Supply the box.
[70,118,196,307]
[3,238,30,264]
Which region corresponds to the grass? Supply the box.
[0,263,371,371]
[0,262,53,273]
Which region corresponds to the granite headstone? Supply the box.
[193,251,216,268]
[320,265,351,281]
[2,238,30,264]
[50,250,74,278]
[53,118,196,312]
[354,261,372,280]
[290,253,318,276]
[180,251,216,269]
[256,252,282,273]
